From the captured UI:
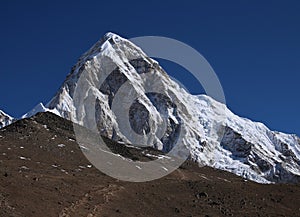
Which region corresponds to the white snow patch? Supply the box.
[79,145,89,151]
[161,166,168,171]
[20,166,29,170]
[135,165,142,170]
[57,144,65,148]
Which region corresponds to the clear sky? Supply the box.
[1,0,300,135]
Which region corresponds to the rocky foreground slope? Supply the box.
[0,112,300,217]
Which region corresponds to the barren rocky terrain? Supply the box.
[0,112,300,217]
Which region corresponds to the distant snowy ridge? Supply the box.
[21,102,60,119]
[0,110,15,128]
[0,103,59,128]
[9,32,300,183]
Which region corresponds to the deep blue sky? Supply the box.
[1,1,300,135]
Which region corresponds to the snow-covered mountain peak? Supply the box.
[34,33,300,183]
[104,32,124,41]
[69,32,141,75]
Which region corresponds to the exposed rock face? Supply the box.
[221,126,300,183]
[0,110,14,128]
[45,32,300,183]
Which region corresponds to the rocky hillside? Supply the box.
[0,112,300,217]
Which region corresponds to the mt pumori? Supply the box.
[2,33,300,183]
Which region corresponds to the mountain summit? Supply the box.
[4,32,300,183]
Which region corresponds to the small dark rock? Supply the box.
[174,207,180,213]
[208,201,220,206]
[196,192,208,199]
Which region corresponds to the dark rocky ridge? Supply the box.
[0,112,300,216]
